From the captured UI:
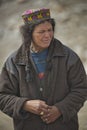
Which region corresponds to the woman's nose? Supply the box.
[44,31,50,37]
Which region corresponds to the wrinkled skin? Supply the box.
[23,100,61,124]
[41,105,61,124]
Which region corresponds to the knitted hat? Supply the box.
[22,8,51,24]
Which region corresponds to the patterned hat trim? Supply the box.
[22,8,51,24]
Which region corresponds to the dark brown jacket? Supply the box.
[0,39,87,130]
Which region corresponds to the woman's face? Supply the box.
[32,21,54,51]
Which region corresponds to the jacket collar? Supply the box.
[47,38,66,62]
[15,38,66,65]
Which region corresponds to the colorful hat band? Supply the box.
[22,8,51,24]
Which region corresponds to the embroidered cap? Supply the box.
[22,8,51,24]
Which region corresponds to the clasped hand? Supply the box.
[23,100,61,124]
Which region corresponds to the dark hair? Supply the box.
[20,18,55,48]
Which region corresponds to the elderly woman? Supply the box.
[0,8,87,130]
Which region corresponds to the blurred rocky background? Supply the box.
[0,0,87,130]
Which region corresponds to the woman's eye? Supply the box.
[36,29,53,34]
[38,31,45,34]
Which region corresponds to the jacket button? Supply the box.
[40,87,43,92]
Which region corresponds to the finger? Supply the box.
[46,118,55,124]
[41,118,49,123]
[40,108,48,115]
[39,103,48,111]
[42,104,49,109]
[41,114,51,123]
[41,108,51,118]
[39,106,50,116]
[42,118,53,124]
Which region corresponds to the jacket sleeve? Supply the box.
[55,53,87,122]
[0,57,29,119]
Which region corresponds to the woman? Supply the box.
[0,8,87,130]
